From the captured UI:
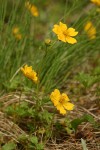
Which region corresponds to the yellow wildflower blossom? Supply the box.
[21,65,38,83]
[91,0,100,6]
[12,27,22,40]
[52,22,78,44]
[50,89,74,115]
[15,34,22,40]
[30,5,39,17]
[84,21,96,39]
[12,27,19,34]
[25,1,39,17]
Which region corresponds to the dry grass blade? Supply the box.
[0,111,28,143]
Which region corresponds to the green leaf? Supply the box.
[30,136,38,145]
[36,143,44,150]
[15,102,29,117]
[39,110,53,124]
[83,114,95,124]
[2,142,16,150]
[4,105,15,115]
[71,114,95,131]
[71,118,83,131]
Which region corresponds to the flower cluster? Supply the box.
[25,1,39,17]
[21,65,38,83]
[50,89,74,115]
[84,21,96,39]
[12,27,22,40]
[91,0,100,6]
[52,22,78,44]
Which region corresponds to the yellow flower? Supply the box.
[91,0,100,6]
[50,89,74,115]
[52,22,78,44]
[84,21,96,39]
[25,1,39,17]
[12,27,19,34]
[30,5,39,17]
[21,65,38,83]
[15,34,22,40]
[12,27,22,40]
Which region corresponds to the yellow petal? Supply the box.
[91,0,100,6]
[67,28,78,36]
[90,35,96,39]
[84,22,92,31]
[61,93,70,102]
[57,33,66,42]
[30,5,39,17]
[66,36,77,44]
[89,27,96,35]
[32,76,38,83]
[63,102,74,110]
[50,89,60,106]
[84,21,96,40]
[52,25,61,34]
[12,27,19,34]
[56,103,66,115]
[20,67,25,73]
[59,22,67,31]
[15,34,22,40]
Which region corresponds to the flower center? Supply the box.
[63,30,68,36]
[59,96,65,104]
